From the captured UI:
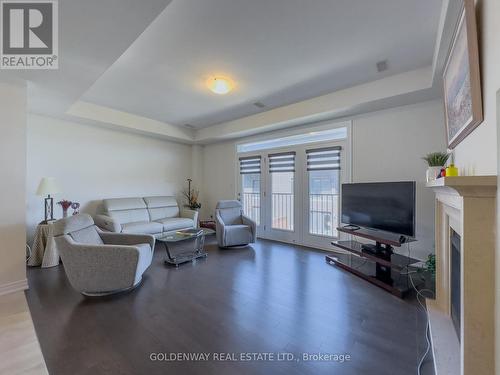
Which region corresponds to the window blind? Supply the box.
[306,146,341,171]
[239,156,261,174]
[269,151,295,173]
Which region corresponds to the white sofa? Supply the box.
[94,196,198,237]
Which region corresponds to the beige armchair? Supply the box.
[53,214,155,296]
[215,200,256,247]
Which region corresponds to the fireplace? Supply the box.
[450,229,461,341]
[426,175,496,375]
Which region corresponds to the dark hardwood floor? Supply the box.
[26,237,434,375]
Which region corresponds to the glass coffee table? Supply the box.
[157,228,215,267]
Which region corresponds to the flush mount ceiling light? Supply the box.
[207,76,233,95]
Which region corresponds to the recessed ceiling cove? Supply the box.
[81,0,442,128]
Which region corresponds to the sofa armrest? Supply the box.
[99,232,155,250]
[242,215,257,242]
[180,209,199,227]
[94,214,121,233]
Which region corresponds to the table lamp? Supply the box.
[36,177,61,223]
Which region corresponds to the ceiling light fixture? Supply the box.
[207,77,233,95]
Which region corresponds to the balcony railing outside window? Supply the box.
[309,193,338,237]
[271,192,294,231]
[242,192,260,225]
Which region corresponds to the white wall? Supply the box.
[0,81,27,294]
[201,141,237,221]
[452,0,499,175]
[352,100,446,259]
[26,114,193,242]
[201,100,446,260]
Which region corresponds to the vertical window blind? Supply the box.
[239,156,261,174]
[306,146,341,171]
[268,151,296,173]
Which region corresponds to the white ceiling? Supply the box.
[0,0,173,117]
[80,0,443,129]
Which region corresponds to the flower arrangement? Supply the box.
[182,188,201,210]
[58,200,72,218]
[182,178,201,210]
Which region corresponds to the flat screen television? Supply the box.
[341,181,416,237]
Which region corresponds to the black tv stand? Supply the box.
[326,227,418,298]
[342,224,361,231]
[361,241,393,256]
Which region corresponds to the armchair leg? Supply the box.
[219,244,251,249]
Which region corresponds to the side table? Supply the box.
[199,220,216,232]
[27,222,60,268]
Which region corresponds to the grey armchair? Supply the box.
[215,200,256,248]
[52,214,155,296]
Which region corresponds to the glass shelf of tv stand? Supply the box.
[327,241,420,298]
[331,240,419,271]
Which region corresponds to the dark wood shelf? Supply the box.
[332,240,419,270]
[337,226,416,247]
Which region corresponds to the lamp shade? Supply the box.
[36,177,61,196]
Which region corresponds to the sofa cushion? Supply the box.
[144,196,177,208]
[216,200,242,209]
[108,209,150,225]
[121,221,163,235]
[149,206,180,221]
[219,207,242,225]
[156,217,195,232]
[53,214,95,236]
[103,198,147,211]
[103,198,150,225]
[144,196,180,221]
[69,226,104,245]
[224,225,253,246]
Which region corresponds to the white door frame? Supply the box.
[264,145,301,244]
[235,121,352,251]
[301,139,350,249]
[237,151,266,237]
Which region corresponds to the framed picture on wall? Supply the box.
[443,0,483,149]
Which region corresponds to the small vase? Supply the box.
[426,166,442,182]
[446,163,459,176]
[62,209,68,218]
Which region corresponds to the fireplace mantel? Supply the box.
[426,175,497,197]
[426,175,497,375]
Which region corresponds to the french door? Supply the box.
[238,155,264,236]
[267,150,298,243]
[238,140,348,249]
[302,146,343,248]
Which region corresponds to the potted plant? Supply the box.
[417,253,436,292]
[425,254,435,279]
[422,152,450,182]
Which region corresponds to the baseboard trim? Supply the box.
[0,279,28,296]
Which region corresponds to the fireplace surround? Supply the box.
[426,176,496,375]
